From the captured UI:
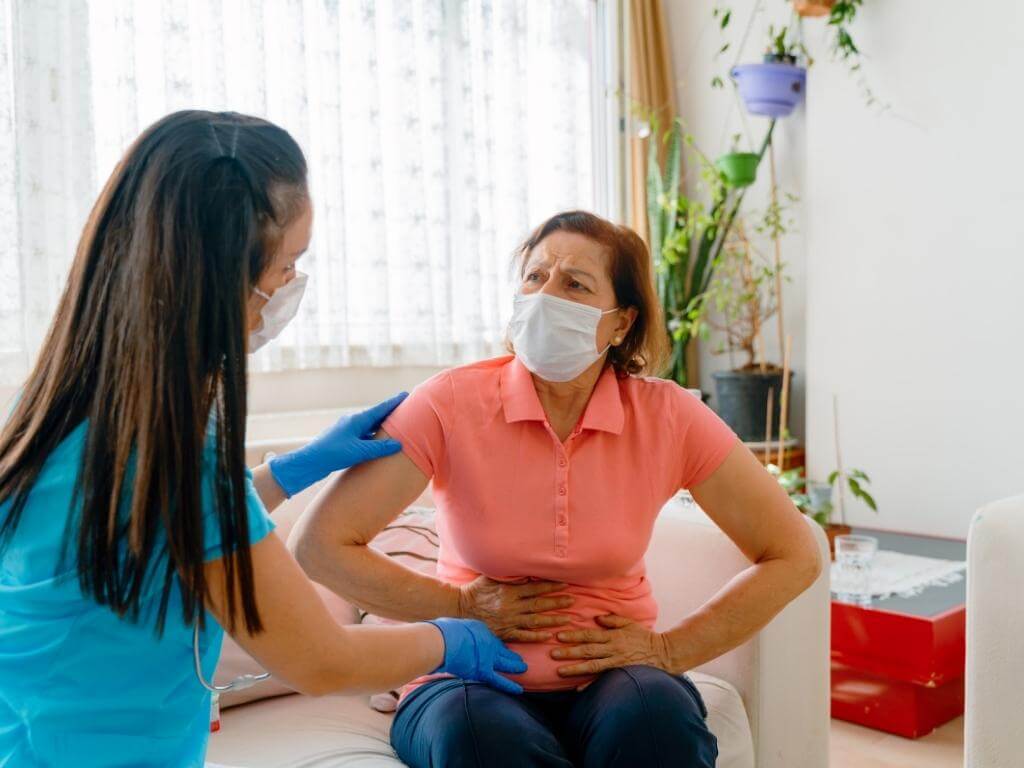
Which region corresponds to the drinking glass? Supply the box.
[834,534,878,606]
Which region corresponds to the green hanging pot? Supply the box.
[715,152,760,188]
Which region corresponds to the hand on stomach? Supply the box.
[458,575,658,691]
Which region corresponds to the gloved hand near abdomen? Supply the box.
[427,618,528,695]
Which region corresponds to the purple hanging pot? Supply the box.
[731,61,807,118]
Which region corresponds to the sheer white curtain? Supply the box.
[0,0,601,384]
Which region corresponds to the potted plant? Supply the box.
[769,464,878,557]
[715,134,760,189]
[643,114,776,387]
[731,24,808,118]
[793,0,835,18]
[702,220,790,442]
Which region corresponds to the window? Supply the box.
[0,0,621,384]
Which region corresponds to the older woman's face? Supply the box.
[520,231,635,352]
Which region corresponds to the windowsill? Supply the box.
[1,366,441,444]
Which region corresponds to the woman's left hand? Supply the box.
[551,614,671,677]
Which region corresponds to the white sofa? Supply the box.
[965,494,1024,768]
[207,486,830,768]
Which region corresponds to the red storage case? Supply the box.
[829,528,966,739]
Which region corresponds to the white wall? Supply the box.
[664,0,808,438]
[668,0,1024,538]
[803,0,1024,537]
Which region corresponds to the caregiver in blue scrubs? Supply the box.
[0,110,523,767]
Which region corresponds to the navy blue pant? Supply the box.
[390,665,718,767]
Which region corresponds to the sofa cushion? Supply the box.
[205,671,753,768]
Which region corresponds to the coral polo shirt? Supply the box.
[382,355,737,691]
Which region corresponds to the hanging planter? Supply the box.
[731,55,807,118]
[793,0,836,17]
[715,152,760,188]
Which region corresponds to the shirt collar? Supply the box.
[500,357,624,435]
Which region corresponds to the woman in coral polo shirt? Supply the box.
[292,211,822,767]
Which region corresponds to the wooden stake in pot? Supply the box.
[776,335,792,470]
[764,387,775,465]
[833,393,847,526]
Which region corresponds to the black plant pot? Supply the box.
[712,369,794,443]
[763,52,798,65]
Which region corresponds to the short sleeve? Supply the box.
[201,450,275,562]
[380,371,453,480]
[674,386,739,490]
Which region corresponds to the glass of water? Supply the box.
[834,534,878,606]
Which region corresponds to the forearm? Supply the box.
[251,463,287,514]
[293,535,461,622]
[306,621,444,696]
[660,556,816,674]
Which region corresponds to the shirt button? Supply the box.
[558,486,566,496]
[558,516,567,526]
[556,546,567,557]
[558,458,567,467]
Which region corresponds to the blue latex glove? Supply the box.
[427,618,527,695]
[268,392,408,498]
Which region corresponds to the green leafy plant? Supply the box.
[768,463,877,528]
[643,113,776,386]
[825,0,885,109]
[828,468,878,512]
[699,181,796,370]
[766,23,809,62]
[827,0,863,62]
[767,463,811,507]
[710,5,733,89]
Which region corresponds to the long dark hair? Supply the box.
[0,110,308,634]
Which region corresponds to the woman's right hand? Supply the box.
[458,576,575,642]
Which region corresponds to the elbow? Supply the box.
[287,523,333,582]
[795,531,824,590]
[286,525,316,573]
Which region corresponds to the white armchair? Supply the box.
[965,494,1024,768]
[208,491,831,768]
[648,502,831,768]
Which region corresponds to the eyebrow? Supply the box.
[563,267,597,284]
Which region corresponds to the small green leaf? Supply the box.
[721,9,731,28]
[827,470,840,485]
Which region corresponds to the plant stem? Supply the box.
[833,393,847,526]
[776,335,792,469]
[711,120,777,293]
[768,139,786,361]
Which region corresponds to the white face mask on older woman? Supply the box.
[508,292,620,382]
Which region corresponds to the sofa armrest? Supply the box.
[966,494,1024,768]
[646,501,831,768]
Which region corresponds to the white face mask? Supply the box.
[508,293,620,382]
[248,272,308,353]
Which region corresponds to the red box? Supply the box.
[829,528,966,739]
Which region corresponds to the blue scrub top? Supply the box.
[0,421,274,767]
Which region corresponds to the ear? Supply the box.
[611,307,638,346]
